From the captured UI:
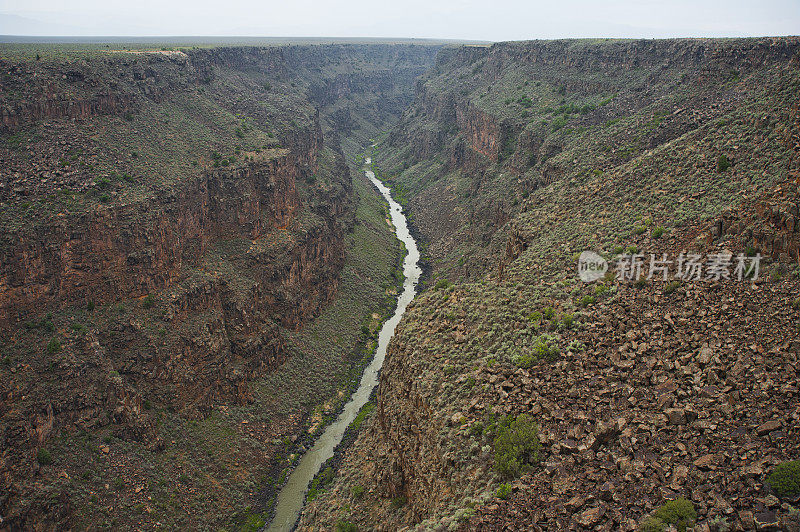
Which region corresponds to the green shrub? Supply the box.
[434,279,452,290]
[652,226,665,239]
[335,520,358,532]
[512,334,559,368]
[717,154,731,173]
[651,498,696,532]
[577,295,596,307]
[767,460,800,498]
[469,421,484,437]
[664,281,682,295]
[36,448,53,465]
[46,338,62,354]
[351,485,365,499]
[349,403,375,432]
[142,294,155,309]
[500,135,517,160]
[708,516,730,532]
[634,225,647,235]
[307,465,335,501]
[517,95,533,108]
[26,317,55,332]
[496,483,512,499]
[639,516,666,532]
[527,311,542,322]
[568,339,585,352]
[87,300,96,312]
[551,116,567,131]
[542,307,555,320]
[493,413,541,477]
[238,512,266,531]
[391,495,407,509]
[793,298,800,311]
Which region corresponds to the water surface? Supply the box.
[266,157,421,531]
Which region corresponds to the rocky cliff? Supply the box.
[376,37,800,283]
[301,37,800,531]
[0,153,305,327]
[0,42,437,530]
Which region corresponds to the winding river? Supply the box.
[266,156,422,531]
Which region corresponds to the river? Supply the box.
[265,156,422,531]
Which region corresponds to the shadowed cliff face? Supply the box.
[0,43,438,530]
[300,38,800,531]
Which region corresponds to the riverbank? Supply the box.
[229,160,406,531]
[265,157,422,531]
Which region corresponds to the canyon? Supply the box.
[0,42,438,529]
[1,36,800,532]
[300,38,800,531]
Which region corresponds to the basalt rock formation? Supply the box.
[0,42,438,529]
[300,38,800,531]
[378,37,800,282]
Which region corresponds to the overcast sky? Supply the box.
[0,0,798,40]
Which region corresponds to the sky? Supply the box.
[0,0,798,40]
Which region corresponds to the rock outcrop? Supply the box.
[376,37,800,284]
[300,37,800,531]
[0,42,439,530]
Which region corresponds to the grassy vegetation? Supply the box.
[496,483,512,499]
[511,334,559,368]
